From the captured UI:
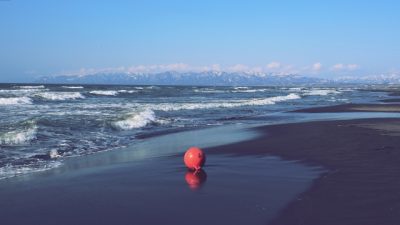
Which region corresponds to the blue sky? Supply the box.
[1,0,400,82]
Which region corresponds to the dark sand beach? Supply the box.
[293,103,400,113]
[207,117,400,225]
[381,98,400,103]
[1,103,400,225]
[0,125,322,225]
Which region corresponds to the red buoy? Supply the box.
[184,147,206,170]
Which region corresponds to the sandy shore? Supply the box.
[381,98,400,103]
[293,103,400,113]
[205,115,400,224]
[0,124,321,225]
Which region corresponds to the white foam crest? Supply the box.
[49,149,62,159]
[231,88,269,93]
[45,109,109,116]
[118,90,138,94]
[232,89,258,93]
[288,87,303,91]
[0,96,32,105]
[233,86,249,90]
[145,86,159,89]
[112,109,157,130]
[89,90,118,96]
[244,93,301,105]
[303,89,341,96]
[62,86,84,89]
[0,125,37,145]
[150,93,301,111]
[0,88,46,95]
[194,88,226,93]
[35,92,85,100]
[16,85,45,89]
[52,93,300,113]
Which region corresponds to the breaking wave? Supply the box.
[111,109,158,130]
[35,92,85,100]
[193,88,226,93]
[118,90,138,94]
[231,88,269,93]
[89,90,118,96]
[62,86,84,89]
[287,87,303,91]
[0,88,46,96]
[0,122,37,145]
[0,96,32,105]
[303,89,341,96]
[15,85,45,89]
[149,93,301,111]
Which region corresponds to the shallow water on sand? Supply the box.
[0,154,322,225]
[0,123,323,225]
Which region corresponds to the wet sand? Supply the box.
[380,98,400,103]
[204,111,400,224]
[293,103,400,113]
[0,124,322,225]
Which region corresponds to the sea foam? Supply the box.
[0,97,32,105]
[233,86,249,90]
[303,89,341,96]
[231,88,269,93]
[35,92,85,100]
[149,93,301,111]
[15,85,45,89]
[62,86,84,89]
[193,88,227,93]
[0,124,37,145]
[89,90,119,96]
[117,90,138,94]
[112,109,157,130]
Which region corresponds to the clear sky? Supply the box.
[1,0,400,82]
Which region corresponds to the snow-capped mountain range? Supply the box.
[36,71,400,85]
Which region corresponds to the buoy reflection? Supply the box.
[185,169,207,190]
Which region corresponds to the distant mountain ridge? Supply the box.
[36,71,400,85]
[36,71,328,85]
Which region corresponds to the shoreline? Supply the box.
[0,123,321,225]
[1,101,400,224]
[292,103,400,113]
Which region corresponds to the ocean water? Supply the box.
[0,84,389,179]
